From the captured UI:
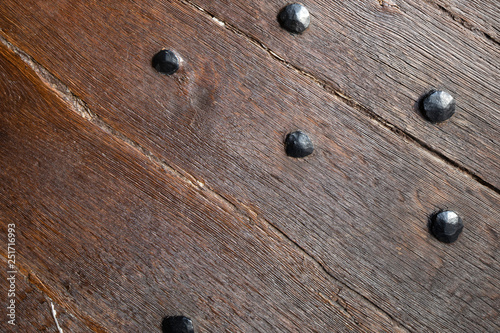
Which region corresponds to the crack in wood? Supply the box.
[251,214,412,333]
[0,34,411,332]
[1,10,497,331]
[177,0,500,197]
[431,2,499,46]
[0,35,208,191]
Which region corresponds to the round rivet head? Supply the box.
[152,50,180,75]
[162,316,195,333]
[421,90,456,123]
[430,210,464,243]
[285,130,314,158]
[278,3,310,34]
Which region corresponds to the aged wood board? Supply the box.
[0,44,402,332]
[0,0,499,332]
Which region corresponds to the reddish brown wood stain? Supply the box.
[0,1,499,332]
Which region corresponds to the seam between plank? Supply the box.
[431,2,500,46]
[1,11,496,330]
[0,35,410,332]
[178,0,500,196]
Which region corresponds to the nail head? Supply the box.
[285,130,314,158]
[278,3,311,34]
[430,210,464,243]
[421,90,456,123]
[152,50,180,75]
[162,316,194,333]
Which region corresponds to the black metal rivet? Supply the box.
[429,210,464,243]
[421,90,456,123]
[162,316,195,333]
[278,3,311,34]
[285,130,314,158]
[152,50,180,75]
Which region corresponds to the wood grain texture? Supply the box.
[0,44,403,332]
[0,0,499,332]
[428,0,500,42]
[183,0,500,188]
[0,260,93,333]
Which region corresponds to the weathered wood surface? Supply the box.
[184,0,500,188]
[427,0,500,42]
[0,0,499,332]
[0,45,402,332]
[0,259,93,332]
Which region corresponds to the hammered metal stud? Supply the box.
[278,3,311,34]
[162,316,195,333]
[421,90,456,123]
[152,50,180,75]
[285,130,314,158]
[430,210,464,243]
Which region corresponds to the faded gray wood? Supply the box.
[429,0,500,42]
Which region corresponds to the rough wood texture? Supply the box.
[0,45,402,332]
[184,0,500,188]
[0,0,499,332]
[428,0,500,42]
[0,260,93,333]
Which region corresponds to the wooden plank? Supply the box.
[0,1,499,331]
[427,0,500,42]
[0,44,402,332]
[0,261,94,332]
[184,0,500,188]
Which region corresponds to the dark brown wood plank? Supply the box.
[0,43,402,332]
[0,1,499,332]
[185,0,500,188]
[0,261,94,332]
